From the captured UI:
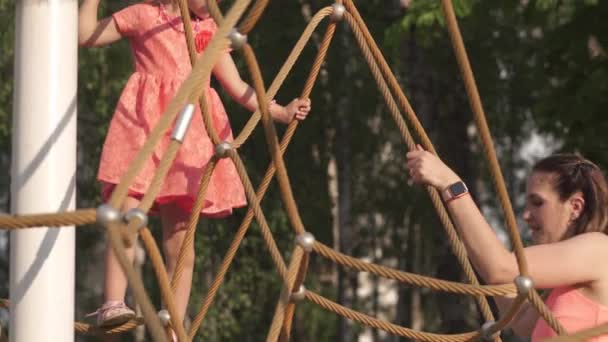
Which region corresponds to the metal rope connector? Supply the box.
[480,320,500,341]
[124,208,149,231]
[158,309,171,327]
[290,285,307,302]
[171,104,196,142]
[330,3,346,22]
[228,28,247,50]
[96,204,120,227]
[295,232,315,252]
[214,141,232,159]
[514,275,534,298]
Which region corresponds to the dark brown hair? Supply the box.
[532,153,608,236]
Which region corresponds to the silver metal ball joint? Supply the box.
[96,204,121,227]
[123,208,149,231]
[290,285,307,302]
[158,309,171,327]
[330,3,346,22]
[295,232,315,252]
[514,275,534,297]
[480,321,499,341]
[228,28,248,50]
[214,141,232,159]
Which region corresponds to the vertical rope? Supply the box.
[344,10,497,326]
[140,228,189,341]
[266,247,305,342]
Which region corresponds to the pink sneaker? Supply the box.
[88,301,136,328]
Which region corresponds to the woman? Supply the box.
[406,145,608,339]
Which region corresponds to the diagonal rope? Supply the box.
[344,9,497,326]
[266,247,305,342]
[187,10,336,333]
[0,209,96,229]
[306,291,479,342]
[314,241,516,297]
[439,0,565,335]
[106,0,251,210]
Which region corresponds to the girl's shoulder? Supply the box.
[112,1,161,36]
[119,1,160,15]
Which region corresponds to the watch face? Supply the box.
[449,182,468,196]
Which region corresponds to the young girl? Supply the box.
[407,146,608,340]
[79,0,312,329]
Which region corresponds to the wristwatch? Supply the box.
[441,180,469,203]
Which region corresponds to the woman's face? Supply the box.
[523,171,575,244]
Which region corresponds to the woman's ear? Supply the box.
[569,191,585,221]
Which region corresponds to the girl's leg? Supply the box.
[103,196,141,302]
[159,201,195,324]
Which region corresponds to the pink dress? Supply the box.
[97,2,246,217]
[532,286,608,341]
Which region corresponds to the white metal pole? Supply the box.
[10,0,77,341]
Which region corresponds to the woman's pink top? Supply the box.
[97,3,246,217]
[532,286,608,341]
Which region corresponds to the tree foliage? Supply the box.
[1,0,607,341]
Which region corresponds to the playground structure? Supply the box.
[4,0,608,341]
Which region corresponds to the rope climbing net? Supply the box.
[2,0,605,341]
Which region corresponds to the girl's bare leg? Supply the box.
[103,196,141,302]
[160,202,195,324]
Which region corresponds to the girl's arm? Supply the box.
[406,145,608,334]
[78,0,122,47]
[212,53,311,123]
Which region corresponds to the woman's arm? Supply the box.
[78,0,122,47]
[406,145,608,334]
[406,146,607,286]
[212,53,310,123]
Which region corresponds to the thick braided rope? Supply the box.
[278,252,310,342]
[314,241,515,296]
[226,150,289,280]
[178,0,222,145]
[0,299,143,336]
[177,0,197,63]
[99,5,251,340]
[238,0,269,34]
[0,209,96,229]
[140,227,189,342]
[528,290,567,335]
[232,7,334,148]
[98,6,254,339]
[207,0,224,23]
[344,10,497,325]
[439,0,527,281]
[439,0,566,335]
[188,149,290,338]
[6,1,590,340]
[187,11,336,333]
[241,43,307,236]
[107,0,250,209]
[488,295,527,338]
[207,0,271,35]
[343,0,436,154]
[123,141,183,240]
[266,247,305,342]
[170,159,217,292]
[305,291,479,342]
[339,9,499,326]
[105,221,167,341]
[74,319,143,335]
